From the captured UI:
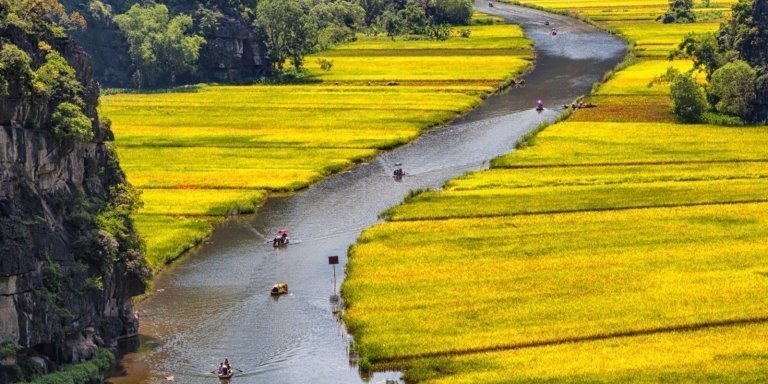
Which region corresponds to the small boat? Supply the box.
[271,282,288,296]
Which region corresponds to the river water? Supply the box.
[108,3,625,383]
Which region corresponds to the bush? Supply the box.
[708,60,756,118]
[670,71,708,123]
[51,102,94,142]
[28,348,114,384]
[316,57,333,71]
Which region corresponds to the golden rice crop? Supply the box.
[596,59,696,96]
[416,322,768,383]
[119,147,376,190]
[134,214,217,269]
[344,202,768,362]
[344,3,765,381]
[384,178,768,220]
[304,56,531,83]
[138,189,267,216]
[492,122,768,168]
[446,161,768,190]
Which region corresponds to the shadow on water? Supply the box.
[108,2,626,383]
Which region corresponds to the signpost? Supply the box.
[328,256,339,302]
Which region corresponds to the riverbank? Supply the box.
[343,0,768,381]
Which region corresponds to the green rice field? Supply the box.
[101,20,533,268]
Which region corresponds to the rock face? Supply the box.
[68,0,266,87]
[199,10,265,83]
[0,16,148,374]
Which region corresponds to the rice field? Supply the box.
[411,322,768,383]
[101,19,533,268]
[343,0,768,381]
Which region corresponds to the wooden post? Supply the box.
[328,256,339,302]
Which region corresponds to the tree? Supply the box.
[254,0,317,73]
[708,60,756,118]
[659,0,696,23]
[357,0,386,25]
[0,43,33,97]
[310,0,365,48]
[379,9,404,40]
[400,2,428,34]
[676,0,767,122]
[674,32,727,79]
[719,0,768,68]
[428,0,472,25]
[113,4,205,87]
[33,50,84,107]
[670,70,708,123]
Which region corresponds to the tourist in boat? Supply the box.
[536,99,544,111]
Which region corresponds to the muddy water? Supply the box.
[108,3,625,383]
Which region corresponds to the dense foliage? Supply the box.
[668,69,708,122]
[675,0,768,122]
[27,348,115,384]
[659,0,696,23]
[0,1,95,142]
[254,0,472,74]
[113,3,206,88]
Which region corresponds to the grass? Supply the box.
[342,0,768,381]
[102,18,533,269]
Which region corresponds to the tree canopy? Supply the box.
[113,3,205,88]
[674,0,768,122]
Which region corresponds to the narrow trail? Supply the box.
[108,3,625,384]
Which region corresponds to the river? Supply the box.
[107,2,625,383]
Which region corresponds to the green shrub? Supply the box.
[51,102,93,142]
[28,348,114,384]
[670,71,708,123]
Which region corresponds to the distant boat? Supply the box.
[271,283,288,296]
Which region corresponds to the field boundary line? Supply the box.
[372,315,768,367]
[494,159,768,170]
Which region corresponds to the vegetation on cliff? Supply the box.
[1,0,149,382]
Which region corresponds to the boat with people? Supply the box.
[271,282,288,296]
[215,358,234,380]
[272,228,289,247]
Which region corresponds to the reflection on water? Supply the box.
[108,2,625,383]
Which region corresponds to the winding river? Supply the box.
[108,3,625,383]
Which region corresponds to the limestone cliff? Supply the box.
[0,7,149,382]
